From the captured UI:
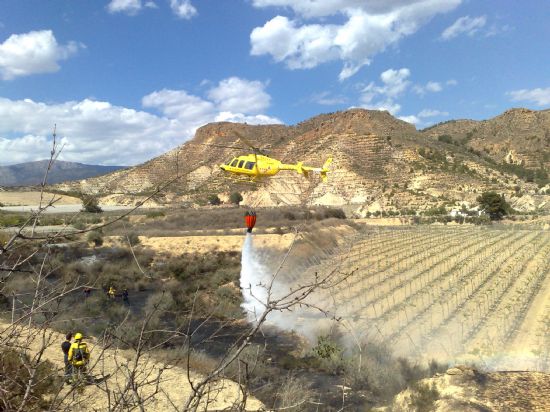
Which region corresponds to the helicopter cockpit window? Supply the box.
[238,160,245,168]
[230,159,238,167]
[244,161,255,170]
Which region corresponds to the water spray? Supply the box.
[240,232,270,322]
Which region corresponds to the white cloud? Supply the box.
[170,0,197,19]
[360,68,411,114]
[107,0,196,18]
[107,0,143,15]
[0,97,181,165]
[207,77,271,113]
[142,89,215,126]
[0,30,81,80]
[485,23,511,38]
[425,81,442,92]
[413,81,443,96]
[508,87,550,106]
[214,112,281,125]
[0,77,281,165]
[250,0,461,80]
[446,79,458,86]
[358,68,452,125]
[441,15,486,40]
[418,109,449,118]
[398,115,420,125]
[310,91,347,105]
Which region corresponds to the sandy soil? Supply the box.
[0,191,81,206]
[137,233,296,255]
[390,365,550,411]
[0,321,263,411]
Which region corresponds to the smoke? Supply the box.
[240,232,337,342]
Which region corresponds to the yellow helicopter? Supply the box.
[215,131,332,182]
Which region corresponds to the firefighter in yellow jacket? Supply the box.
[68,332,90,381]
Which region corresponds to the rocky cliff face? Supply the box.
[53,108,550,213]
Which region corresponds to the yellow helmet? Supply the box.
[74,332,83,340]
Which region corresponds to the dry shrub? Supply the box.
[272,374,314,411]
[0,348,62,411]
[186,350,219,375]
[0,231,10,247]
[408,381,440,412]
[336,339,446,403]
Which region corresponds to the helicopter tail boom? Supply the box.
[320,157,332,182]
[281,157,332,181]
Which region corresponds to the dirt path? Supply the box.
[0,321,263,411]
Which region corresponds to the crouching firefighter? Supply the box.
[68,332,90,383]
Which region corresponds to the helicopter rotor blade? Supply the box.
[232,130,270,155]
[191,143,247,150]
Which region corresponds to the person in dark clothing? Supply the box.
[122,288,129,305]
[61,333,72,382]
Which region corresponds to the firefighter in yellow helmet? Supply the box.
[108,285,116,299]
[67,332,90,382]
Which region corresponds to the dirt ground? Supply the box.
[0,191,81,206]
[136,233,296,255]
[0,321,263,411]
[390,365,550,411]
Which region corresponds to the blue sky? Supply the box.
[0,0,548,166]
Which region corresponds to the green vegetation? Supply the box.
[312,335,341,359]
[87,230,104,246]
[145,210,165,219]
[0,213,69,227]
[0,212,27,227]
[499,163,549,187]
[125,232,141,246]
[477,191,512,220]
[80,194,103,213]
[229,192,243,205]
[207,194,221,206]
[423,206,447,216]
[437,134,453,144]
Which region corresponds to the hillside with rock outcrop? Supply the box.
[422,108,550,169]
[52,108,550,214]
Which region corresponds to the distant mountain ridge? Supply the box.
[0,160,125,186]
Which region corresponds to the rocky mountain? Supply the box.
[0,160,124,187]
[422,108,550,169]
[52,108,550,214]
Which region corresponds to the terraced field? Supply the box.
[285,226,550,371]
